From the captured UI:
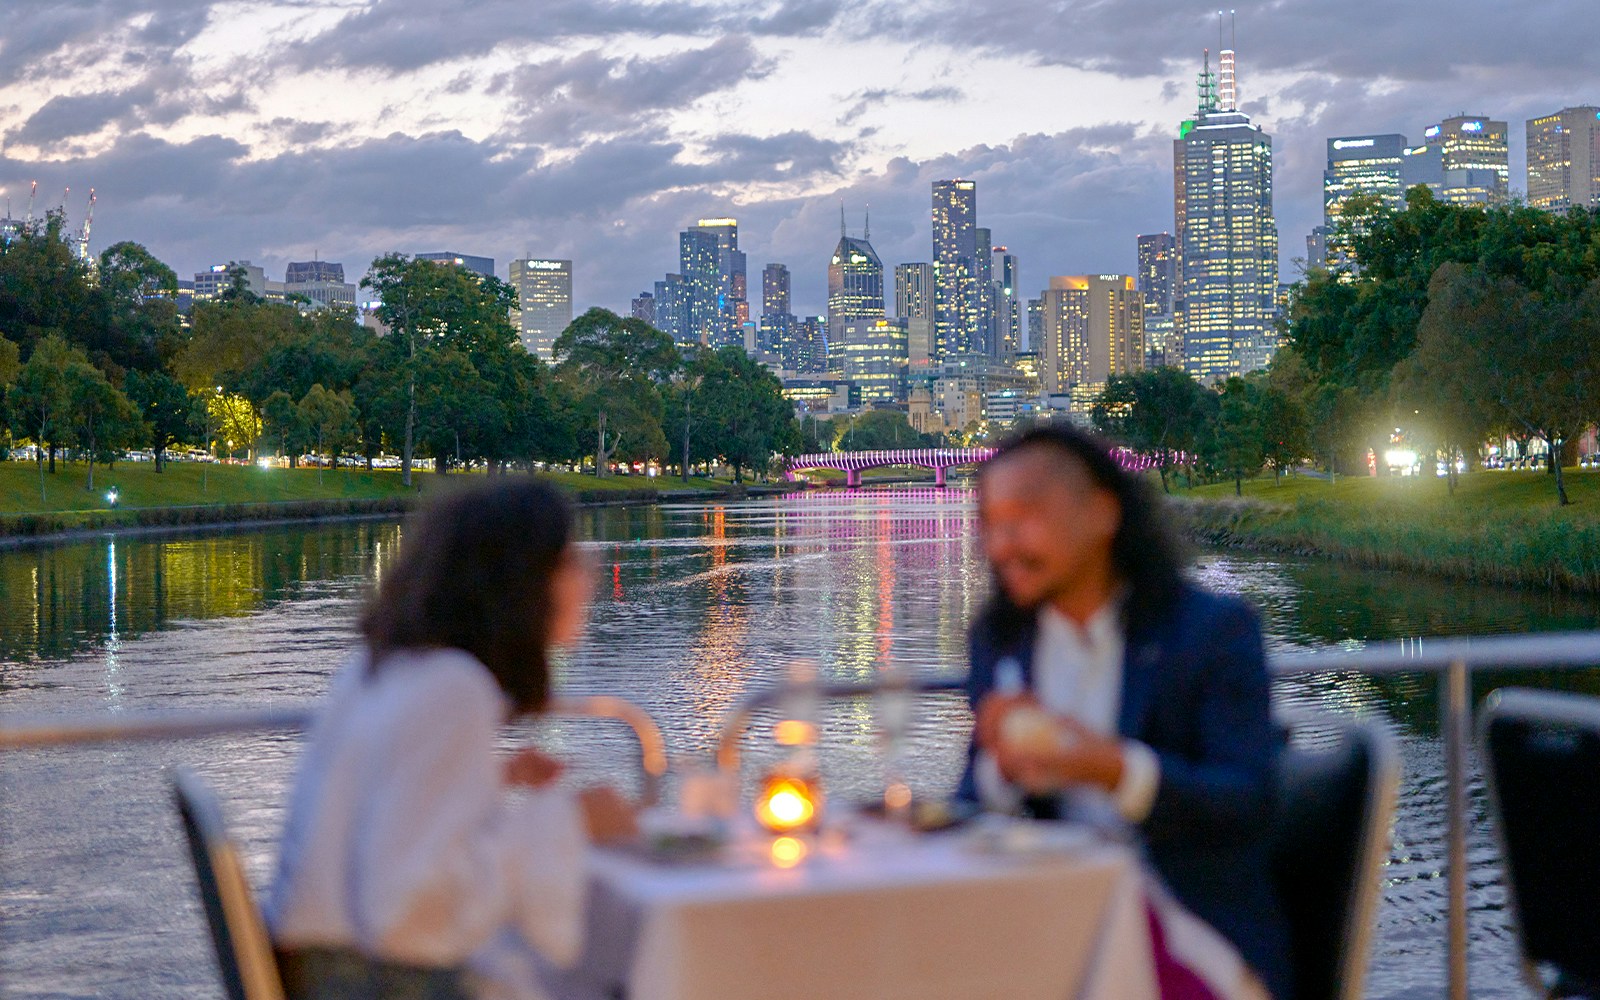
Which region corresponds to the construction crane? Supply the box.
[75,188,96,263]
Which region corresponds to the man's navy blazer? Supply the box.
[959,582,1291,998]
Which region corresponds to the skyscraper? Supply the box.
[1322,134,1408,263]
[1136,234,1178,367]
[1423,115,1509,203]
[974,226,995,355]
[690,218,746,347]
[826,217,885,351]
[653,273,688,343]
[829,318,908,404]
[630,291,656,326]
[895,262,936,373]
[993,247,1022,357]
[1174,51,1279,382]
[761,263,796,368]
[1039,275,1144,408]
[794,316,827,374]
[932,180,980,359]
[1527,107,1600,212]
[508,258,573,360]
[677,228,720,346]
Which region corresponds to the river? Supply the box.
[2,489,1598,999]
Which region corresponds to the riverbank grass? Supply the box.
[0,459,413,513]
[1179,468,1600,590]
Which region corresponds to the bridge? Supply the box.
[785,446,1161,488]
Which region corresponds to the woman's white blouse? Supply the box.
[266,647,587,979]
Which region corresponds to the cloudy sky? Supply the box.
[2,0,1594,316]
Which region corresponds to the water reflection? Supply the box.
[2,491,1599,1000]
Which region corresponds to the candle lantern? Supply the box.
[754,772,822,834]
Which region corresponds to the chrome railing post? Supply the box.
[1442,657,1470,1000]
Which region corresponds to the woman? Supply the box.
[267,478,635,1000]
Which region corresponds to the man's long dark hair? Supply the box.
[976,423,1188,642]
[360,478,575,713]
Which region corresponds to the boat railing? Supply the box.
[0,695,669,807]
[8,631,1600,1000]
[713,630,1600,1000]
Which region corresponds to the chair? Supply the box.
[1270,716,1400,1000]
[172,768,286,1000]
[1480,688,1600,998]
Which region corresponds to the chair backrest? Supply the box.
[1270,716,1400,1000]
[1480,688,1600,996]
[172,768,286,1000]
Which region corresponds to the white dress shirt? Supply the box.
[977,602,1161,822]
[267,647,587,998]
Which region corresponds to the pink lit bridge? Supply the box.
[785,446,1163,488]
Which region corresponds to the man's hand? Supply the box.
[974,690,1038,750]
[503,748,565,789]
[993,715,1127,794]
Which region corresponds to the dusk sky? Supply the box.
[1,0,1594,316]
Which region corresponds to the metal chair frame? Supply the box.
[1478,687,1600,998]
[172,767,287,1000]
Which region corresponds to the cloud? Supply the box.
[495,36,774,145]
[837,85,963,127]
[282,0,839,76]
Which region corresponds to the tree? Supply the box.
[0,335,19,453]
[98,241,181,371]
[553,308,678,476]
[1203,377,1265,496]
[1405,263,1600,505]
[62,361,141,493]
[1250,372,1311,483]
[363,253,522,485]
[124,369,192,471]
[685,346,799,482]
[1092,368,1212,493]
[263,390,309,467]
[833,409,932,452]
[297,384,359,482]
[7,334,79,499]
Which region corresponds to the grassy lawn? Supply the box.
[1178,467,1600,590]
[0,459,415,514]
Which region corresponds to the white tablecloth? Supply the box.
[544,822,1157,1000]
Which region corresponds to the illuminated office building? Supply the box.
[830,318,908,404]
[895,262,936,373]
[1173,53,1279,382]
[1322,134,1408,263]
[932,180,980,359]
[1527,107,1600,212]
[677,228,721,346]
[794,316,827,375]
[509,258,572,359]
[652,274,688,343]
[1039,275,1144,407]
[993,247,1021,357]
[1136,234,1177,364]
[1423,116,1509,203]
[687,218,746,347]
[761,263,797,369]
[826,221,885,351]
[974,227,995,356]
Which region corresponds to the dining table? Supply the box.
[533,814,1160,1000]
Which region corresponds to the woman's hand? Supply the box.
[578,786,638,844]
[504,748,565,789]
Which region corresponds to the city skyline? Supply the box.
[1,2,1595,317]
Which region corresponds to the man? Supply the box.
[960,424,1289,998]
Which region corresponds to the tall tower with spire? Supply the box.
[826,209,885,354]
[1172,32,1278,381]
